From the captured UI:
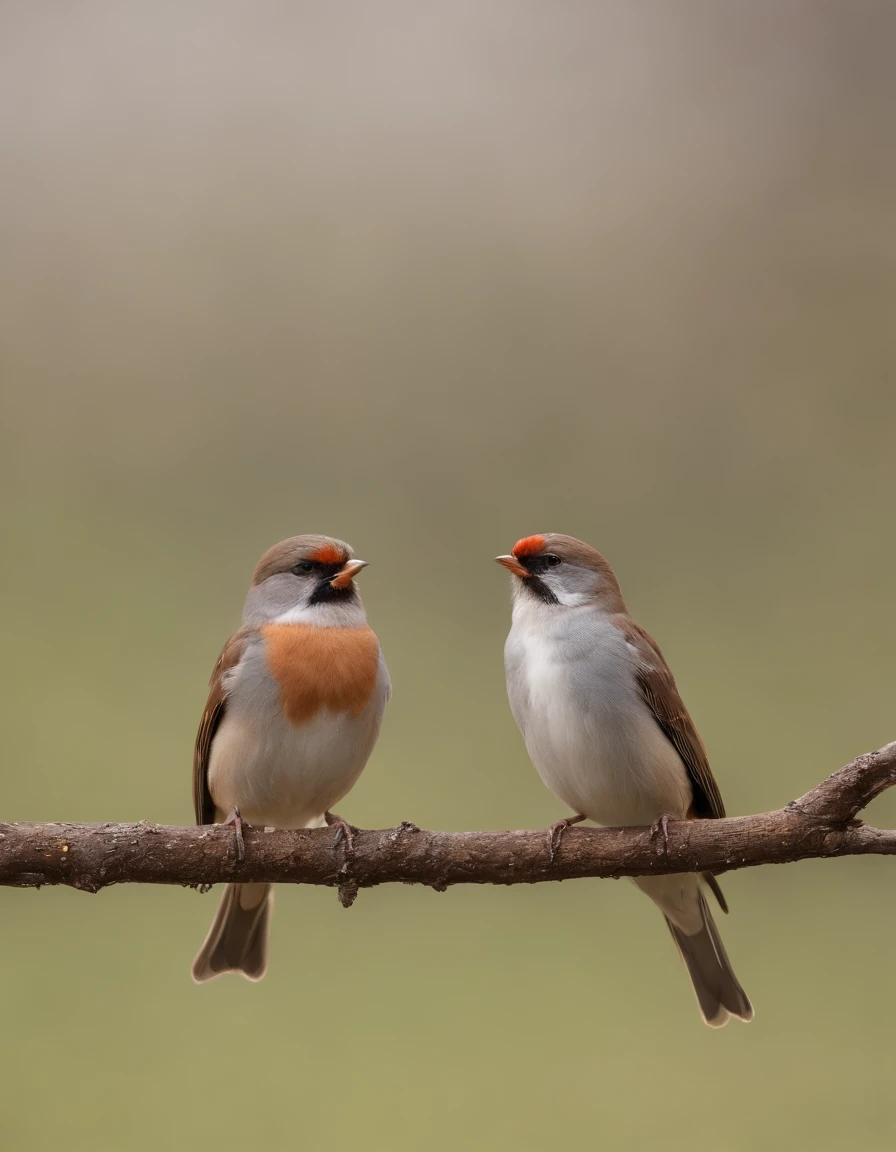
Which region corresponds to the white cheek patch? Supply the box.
[551,584,592,608]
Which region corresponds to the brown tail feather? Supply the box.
[702,872,728,914]
[191,883,272,983]
[665,892,753,1027]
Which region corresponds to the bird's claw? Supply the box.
[547,815,586,863]
[548,820,569,862]
[331,819,357,854]
[221,807,247,862]
[650,812,673,858]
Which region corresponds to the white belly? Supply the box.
[208,698,384,829]
[507,619,692,827]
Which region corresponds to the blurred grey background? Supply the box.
[2,2,895,1149]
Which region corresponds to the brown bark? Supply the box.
[1,742,894,899]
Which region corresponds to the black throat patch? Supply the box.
[518,554,560,604]
[521,577,559,605]
[308,574,359,607]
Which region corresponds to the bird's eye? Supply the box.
[545,554,562,567]
[291,561,315,575]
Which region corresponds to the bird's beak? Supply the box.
[330,559,369,589]
[495,555,528,578]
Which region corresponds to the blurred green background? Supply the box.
[2,2,895,1149]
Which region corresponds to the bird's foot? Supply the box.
[649,812,675,858]
[548,814,587,863]
[221,806,248,862]
[326,811,358,854]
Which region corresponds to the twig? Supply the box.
[1,742,894,895]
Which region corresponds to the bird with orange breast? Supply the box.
[496,533,752,1027]
[191,535,390,983]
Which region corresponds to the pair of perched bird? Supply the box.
[192,532,753,1028]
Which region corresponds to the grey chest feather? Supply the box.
[504,615,692,826]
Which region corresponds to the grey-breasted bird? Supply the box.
[497,533,752,1027]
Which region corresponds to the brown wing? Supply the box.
[613,615,726,821]
[192,627,255,825]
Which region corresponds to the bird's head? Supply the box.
[243,535,369,625]
[495,533,625,612]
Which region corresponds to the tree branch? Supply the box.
[1,742,894,901]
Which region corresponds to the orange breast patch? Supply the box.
[261,624,381,725]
